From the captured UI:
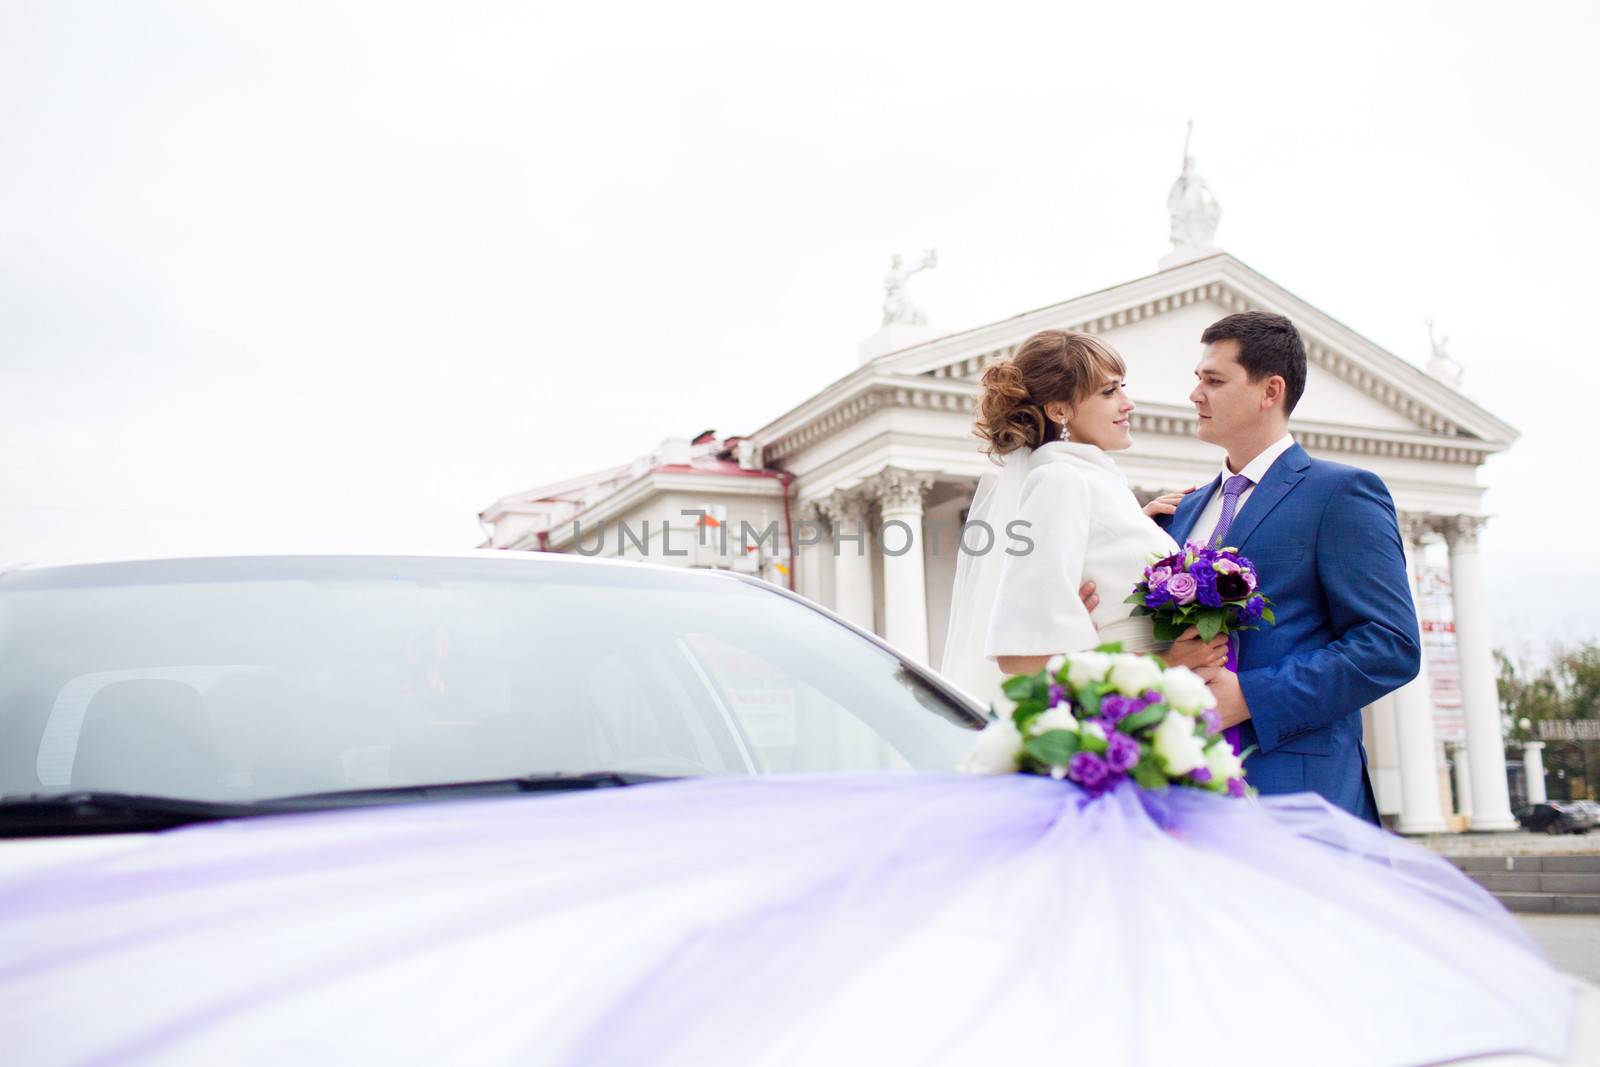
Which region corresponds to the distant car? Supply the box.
[1514,801,1600,835]
[1569,799,1600,822]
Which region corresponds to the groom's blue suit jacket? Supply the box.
[1164,443,1421,823]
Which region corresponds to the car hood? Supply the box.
[0,775,1589,1067]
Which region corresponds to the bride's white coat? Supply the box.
[943,442,1176,706]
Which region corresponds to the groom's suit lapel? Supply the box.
[1225,444,1312,551]
[1168,474,1222,548]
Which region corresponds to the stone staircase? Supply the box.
[1449,854,1600,913]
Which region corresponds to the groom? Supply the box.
[1160,311,1419,823]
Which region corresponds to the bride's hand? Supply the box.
[1142,487,1197,519]
[1158,627,1228,671]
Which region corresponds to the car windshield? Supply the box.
[0,557,981,804]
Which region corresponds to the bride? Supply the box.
[942,328,1222,703]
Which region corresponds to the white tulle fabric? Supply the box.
[0,774,1574,1067]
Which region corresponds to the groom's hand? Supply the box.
[1196,666,1251,729]
[1078,581,1099,614]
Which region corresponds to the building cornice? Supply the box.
[758,369,1500,469]
[528,468,784,551]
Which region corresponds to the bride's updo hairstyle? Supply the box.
[974,329,1127,457]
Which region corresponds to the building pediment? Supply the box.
[867,253,1515,448]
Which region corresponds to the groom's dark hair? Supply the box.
[1201,311,1307,415]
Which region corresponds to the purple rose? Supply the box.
[1212,557,1241,576]
[1240,595,1266,624]
[1165,572,1198,605]
[1048,683,1066,707]
[1189,766,1214,783]
[1241,566,1259,592]
[1201,708,1222,734]
[1227,777,1247,798]
[1140,689,1163,706]
[1068,751,1110,792]
[1147,565,1174,587]
[1106,732,1141,773]
[1144,584,1174,609]
[1100,693,1137,725]
[1194,569,1223,608]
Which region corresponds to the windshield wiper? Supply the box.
[0,773,673,839]
[0,792,282,838]
[266,771,674,807]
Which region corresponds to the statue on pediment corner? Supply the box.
[882,249,938,327]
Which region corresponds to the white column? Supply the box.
[794,500,831,606]
[1451,744,1474,819]
[1524,741,1548,805]
[825,490,874,632]
[1391,516,1449,834]
[1365,695,1402,818]
[1441,516,1518,831]
[869,468,936,665]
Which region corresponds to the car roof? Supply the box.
[0,550,729,582]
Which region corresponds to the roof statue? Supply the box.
[1161,120,1222,269]
[1425,318,1465,390]
[881,248,938,326]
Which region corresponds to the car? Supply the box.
[1514,801,1600,835]
[0,552,985,840]
[2,554,1595,1066]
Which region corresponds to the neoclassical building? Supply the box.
[481,158,1519,835]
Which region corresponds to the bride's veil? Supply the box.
[939,445,1032,712]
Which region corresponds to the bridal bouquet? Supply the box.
[960,647,1249,798]
[1125,543,1274,643]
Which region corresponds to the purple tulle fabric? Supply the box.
[0,774,1573,1066]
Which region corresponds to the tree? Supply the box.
[1497,643,1600,801]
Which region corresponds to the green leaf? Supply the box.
[1024,730,1081,766]
[1010,698,1048,731]
[1080,729,1109,754]
[1196,612,1225,642]
[1077,685,1103,716]
[1118,705,1167,734]
[1260,607,1276,625]
[1132,756,1169,790]
[1152,616,1185,642]
[1001,674,1041,702]
[1093,641,1125,655]
[1123,591,1146,606]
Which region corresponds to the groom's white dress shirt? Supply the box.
[984,442,1178,660]
[1190,433,1296,548]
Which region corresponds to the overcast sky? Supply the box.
[2,1,1595,659]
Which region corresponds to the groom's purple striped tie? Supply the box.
[1209,475,1254,548]
[1209,474,1253,757]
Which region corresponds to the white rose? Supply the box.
[1045,654,1067,678]
[1108,653,1164,697]
[1028,707,1080,736]
[1204,741,1245,783]
[1066,652,1112,689]
[1161,667,1217,714]
[1151,711,1207,776]
[960,717,1024,775]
